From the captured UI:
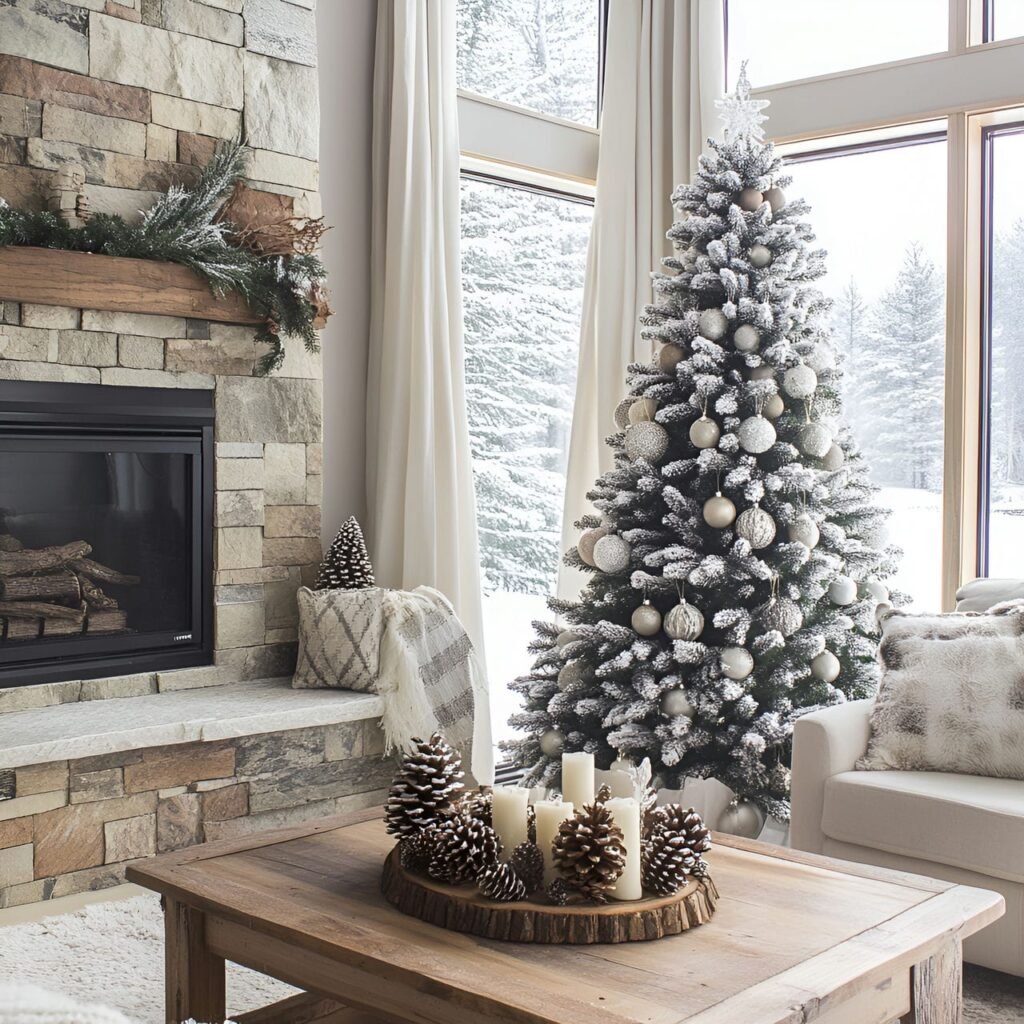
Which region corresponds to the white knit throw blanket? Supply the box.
[0,983,133,1024]
[378,587,494,786]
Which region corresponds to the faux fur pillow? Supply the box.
[859,602,1024,779]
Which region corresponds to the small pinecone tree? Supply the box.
[315,516,375,590]
[478,862,527,903]
[385,733,465,838]
[428,811,502,884]
[552,802,625,903]
[545,878,571,906]
[398,827,437,874]
[509,842,544,894]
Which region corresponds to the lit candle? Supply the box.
[491,786,529,857]
[605,797,642,901]
[533,798,573,885]
[561,751,595,809]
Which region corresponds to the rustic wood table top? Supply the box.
[128,807,1003,1024]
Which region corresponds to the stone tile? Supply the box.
[42,103,147,156]
[157,664,239,692]
[189,777,236,792]
[216,457,264,492]
[263,335,321,380]
[263,536,320,567]
[0,0,89,74]
[246,148,318,192]
[166,335,254,375]
[49,862,127,900]
[264,626,297,643]
[124,743,235,793]
[233,725,324,778]
[174,371,215,389]
[104,0,142,21]
[117,334,165,369]
[263,568,299,630]
[104,812,155,862]
[26,137,195,192]
[215,584,263,605]
[0,769,14,800]
[58,329,118,366]
[157,792,202,851]
[216,526,263,570]
[177,129,217,167]
[1,878,55,908]
[217,441,262,459]
[101,366,211,388]
[69,751,142,774]
[16,761,68,797]
[0,844,34,887]
[83,309,186,337]
[85,183,162,223]
[158,786,187,798]
[215,488,264,528]
[248,754,396,814]
[201,782,247,820]
[70,767,124,804]
[201,796,335,842]
[80,673,158,701]
[0,301,21,325]
[324,721,363,762]
[363,721,387,757]
[0,92,41,137]
[143,0,242,42]
[0,360,99,384]
[264,442,306,504]
[198,0,241,10]
[215,600,265,649]
[264,504,319,539]
[0,818,33,851]
[215,376,321,443]
[216,565,289,585]
[215,641,297,680]
[0,791,66,823]
[305,443,322,475]
[19,304,79,330]
[243,0,316,67]
[184,318,210,339]
[0,681,81,715]
[145,121,176,162]
[0,134,27,163]
[243,52,318,160]
[0,324,56,361]
[305,473,322,506]
[0,54,150,121]
[149,90,240,137]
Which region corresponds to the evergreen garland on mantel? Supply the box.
[0,140,326,375]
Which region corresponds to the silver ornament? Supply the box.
[720,646,754,680]
[737,187,763,211]
[698,308,729,341]
[811,650,840,683]
[749,244,772,268]
[593,534,631,574]
[703,492,737,528]
[625,420,669,462]
[799,421,832,458]
[735,505,776,549]
[717,798,765,838]
[822,443,844,471]
[555,630,577,648]
[658,343,685,372]
[631,601,662,637]
[748,365,775,380]
[763,186,786,212]
[783,363,818,399]
[613,398,633,430]
[760,597,803,637]
[539,728,565,757]
[660,688,696,719]
[738,414,777,454]
[689,416,720,450]
[865,579,890,603]
[557,661,585,690]
[733,323,761,352]
[577,526,608,566]
[763,393,785,419]
[787,513,819,549]
[829,575,858,606]
[805,342,836,374]
[628,397,658,424]
[664,601,704,641]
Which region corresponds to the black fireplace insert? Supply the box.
[0,380,214,687]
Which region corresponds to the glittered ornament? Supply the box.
[625,420,669,462]
[664,601,704,641]
[558,661,585,690]
[749,244,772,268]
[658,343,685,372]
[555,630,577,649]
[763,393,785,419]
[689,415,720,449]
[811,650,840,683]
[720,646,754,680]
[698,308,728,341]
[737,187,763,211]
[613,398,634,430]
[628,397,658,423]
[760,597,803,637]
[593,534,632,574]
[763,186,786,212]
[829,575,857,606]
[783,363,818,399]
[577,526,608,566]
[631,600,662,637]
[733,323,761,352]
[865,579,890,603]
[539,729,565,757]
[822,443,845,471]
[703,492,737,528]
[735,505,776,548]
[799,421,832,458]
[660,688,696,719]
[787,514,819,549]
[738,414,776,454]
[805,343,836,374]
[717,798,764,838]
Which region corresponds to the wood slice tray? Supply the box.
[380,847,718,944]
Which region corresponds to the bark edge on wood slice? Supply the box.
[379,847,718,944]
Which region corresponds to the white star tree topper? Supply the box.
[716,62,770,143]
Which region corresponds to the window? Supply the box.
[726,0,948,88]
[984,0,1024,41]
[787,137,947,610]
[456,0,602,124]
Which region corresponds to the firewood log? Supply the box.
[0,535,23,553]
[0,570,81,602]
[70,558,140,587]
[0,541,91,577]
[77,575,118,610]
[86,608,129,634]
[0,601,85,621]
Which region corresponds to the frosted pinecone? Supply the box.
[428,811,501,884]
[478,862,526,903]
[509,842,544,894]
[385,733,464,838]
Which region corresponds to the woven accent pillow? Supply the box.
[293,586,386,691]
[858,601,1024,779]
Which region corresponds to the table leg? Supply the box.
[165,896,227,1024]
[900,938,963,1024]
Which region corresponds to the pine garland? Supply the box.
[0,139,324,375]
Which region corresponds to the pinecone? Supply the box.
[527,802,537,844]
[648,804,712,857]
[545,878,571,906]
[385,733,465,838]
[551,802,625,903]
[478,862,526,903]
[642,829,698,896]
[460,788,492,827]
[315,516,375,590]
[509,842,544,894]
[398,827,437,874]
[428,811,501,884]
[595,783,612,802]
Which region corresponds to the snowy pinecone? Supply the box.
[398,827,437,874]
[642,829,698,896]
[545,878,571,906]
[428,811,501,884]
[478,862,526,903]
[460,788,492,827]
[385,733,464,838]
[509,842,544,894]
[552,802,625,903]
[648,804,712,857]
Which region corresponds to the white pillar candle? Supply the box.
[491,786,529,857]
[561,751,595,809]
[605,797,643,901]
[533,799,573,885]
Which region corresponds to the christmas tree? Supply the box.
[505,69,899,820]
[315,517,375,590]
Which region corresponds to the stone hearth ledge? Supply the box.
[0,678,383,771]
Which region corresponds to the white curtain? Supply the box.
[558,0,725,598]
[367,2,487,664]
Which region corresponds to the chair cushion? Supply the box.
[822,769,1024,883]
[956,577,1024,612]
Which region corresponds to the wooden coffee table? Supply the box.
[128,807,1003,1024]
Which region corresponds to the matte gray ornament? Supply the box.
[703,492,737,528]
[689,415,720,449]
[539,728,565,757]
[660,688,696,719]
[555,630,578,649]
[558,661,585,690]
[805,342,836,374]
[658,343,685,372]
[763,186,786,212]
[735,505,776,549]
[631,601,662,637]
[625,420,669,462]
[811,650,840,683]
[822,443,845,471]
[865,579,890,603]
[799,421,832,458]
[717,798,764,838]
[783,363,818,399]
[628,397,658,423]
[737,187,763,211]
[763,393,785,419]
[664,600,704,641]
[738,414,777,454]
[577,526,608,566]
[698,308,729,341]
[613,398,633,430]
[829,575,858,606]
[733,324,761,352]
[760,597,803,637]
[787,514,819,549]
[720,646,754,680]
[593,534,632,574]
[749,244,772,268]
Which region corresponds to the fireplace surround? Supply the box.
[0,380,214,687]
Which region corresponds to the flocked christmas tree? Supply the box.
[505,68,900,820]
[315,516,375,590]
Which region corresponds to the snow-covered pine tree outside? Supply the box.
[504,68,901,819]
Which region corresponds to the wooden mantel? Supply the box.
[0,246,263,326]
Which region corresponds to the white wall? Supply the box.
[316,0,377,543]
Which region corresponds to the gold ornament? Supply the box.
[664,600,704,641]
[737,187,763,212]
[703,491,737,528]
[631,600,662,637]
[689,415,720,449]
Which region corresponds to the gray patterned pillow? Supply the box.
[858,602,1024,779]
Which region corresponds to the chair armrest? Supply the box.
[790,699,874,854]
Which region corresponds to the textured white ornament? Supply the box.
[555,630,577,649]
[799,421,832,458]
[805,343,836,375]
[811,650,841,683]
[703,492,737,528]
[783,363,818,399]
[875,601,894,623]
[763,186,786,212]
[760,597,803,637]
[689,416,720,449]
[658,343,685,372]
[735,505,776,548]
[733,323,761,352]
[865,579,890,603]
[625,420,669,462]
[748,365,775,380]
[718,798,765,838]
[577,526,608,566]
[749,244,772,268]
[593,534,632,574]
[698,308,729,341]
[763,393,785,419]
[738,414,777,454]
[822,443,845,471]
[631,601,662,637]
[557,661,585,690]
[539,728,565,757]
[628,397,658,424]
[613,398,633,430]
[787,514,819,549]
[660,688,696,719]
[664,601,704,641]
[737,187,763,211]
[829,575,858,606]
[720,646,754,680]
